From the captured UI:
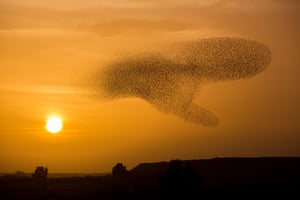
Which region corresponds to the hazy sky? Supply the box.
[1,0,300,173]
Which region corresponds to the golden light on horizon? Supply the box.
[46,116,63,134]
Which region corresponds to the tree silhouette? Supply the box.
[32,166,48,189]
[112,163,128,176]
[159,160,200,198]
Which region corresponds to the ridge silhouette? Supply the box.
[1,157,299,199]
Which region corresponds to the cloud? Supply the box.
[87,19,188,36]
[93,37,272,126]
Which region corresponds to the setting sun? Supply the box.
[46,116,63,134]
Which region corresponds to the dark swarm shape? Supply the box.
[112,163,128,176]
[93,37,272,126]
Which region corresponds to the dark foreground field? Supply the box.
[1,157,299,199]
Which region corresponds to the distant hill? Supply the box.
[130,157,300,192]
[1,157,299,199]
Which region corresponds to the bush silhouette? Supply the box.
[112,163,128,176]
[14,170,26,177]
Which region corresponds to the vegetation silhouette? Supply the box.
[32,166,48,190]
[13,170,26,177]
[112,163,129,177]
[158,160,200,198]
[32,166,48,181]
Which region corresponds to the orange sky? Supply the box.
[1,0,300,173]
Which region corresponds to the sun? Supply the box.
[46,116,63,134]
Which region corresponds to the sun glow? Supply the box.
[46,116,63,134]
